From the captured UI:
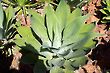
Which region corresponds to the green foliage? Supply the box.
[0,2,3,29]
[14,1,98,73]
[15,24,41,53]
[0,2,17,56]
[100,0,110,23]
[1,0,43,20]
[2,0,31,6]
[0,3,15,42]
[16,0,29,6]
[0,2,4,39]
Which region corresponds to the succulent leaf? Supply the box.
[0,2,3,29]
[16,0,97,72]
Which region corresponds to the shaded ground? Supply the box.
[90,40,110,72]
[0,50,33,73]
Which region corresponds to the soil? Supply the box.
[0,49,33,73]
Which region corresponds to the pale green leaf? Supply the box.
[50,67,64,73]
[40,51,53,60]
[5,6,14,31]
[56,0,70,30]
[40,0,51,2]
[14,35,26,47]
[64,60,74,70]
[0,27,3,39]
[46,5,62,48]
[100,9,107,15]
[64,49,85,59]
[67,8,81,25]
[64,69,74,73]
[63,15,89,46]
[51,58,65,67]
[0,3,4,28]
[17,25,41,51]
[29,9,51,47]
[5,6,14,23]
[53,0,70,48]
[16,0,28,6]
[106,0,110,7]
[45,5,55,42]
[70,56,87,67]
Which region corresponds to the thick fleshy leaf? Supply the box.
[83,36,95,48]
[45,5,55,42]
[63,15,94,47]
[5,6,14,30]
[40,0,51,2]
[40,51,53,60]
[70,56,87,67]
[106,0,110,7]
[14,34,26,46]
[63,15,89,41]
[57,48,70,57]
[64,34,92,50]
[50,67,64,73]
[83,32,102,49]
[16,24,41,51]
[16,0,28,6]
[46,5,62,48]
[0,2,4,28]
[55,0,70,31]
[51,58,65,67]
[67,8,81,25]
[64,69,74,73]
[29,9,51,47]
[64,49,85,59]
[2,0,10,4]
[100,9,107,15]
[52,0,70,48]
[0,27,3,39]
[64,60,74,70]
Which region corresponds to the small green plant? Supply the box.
[1,0,45,26]
[0,2,16,56]
[100,0,110,24]
[15,0,97,73]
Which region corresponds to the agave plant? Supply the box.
[0,2,17,56]
[15,0,97,73]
